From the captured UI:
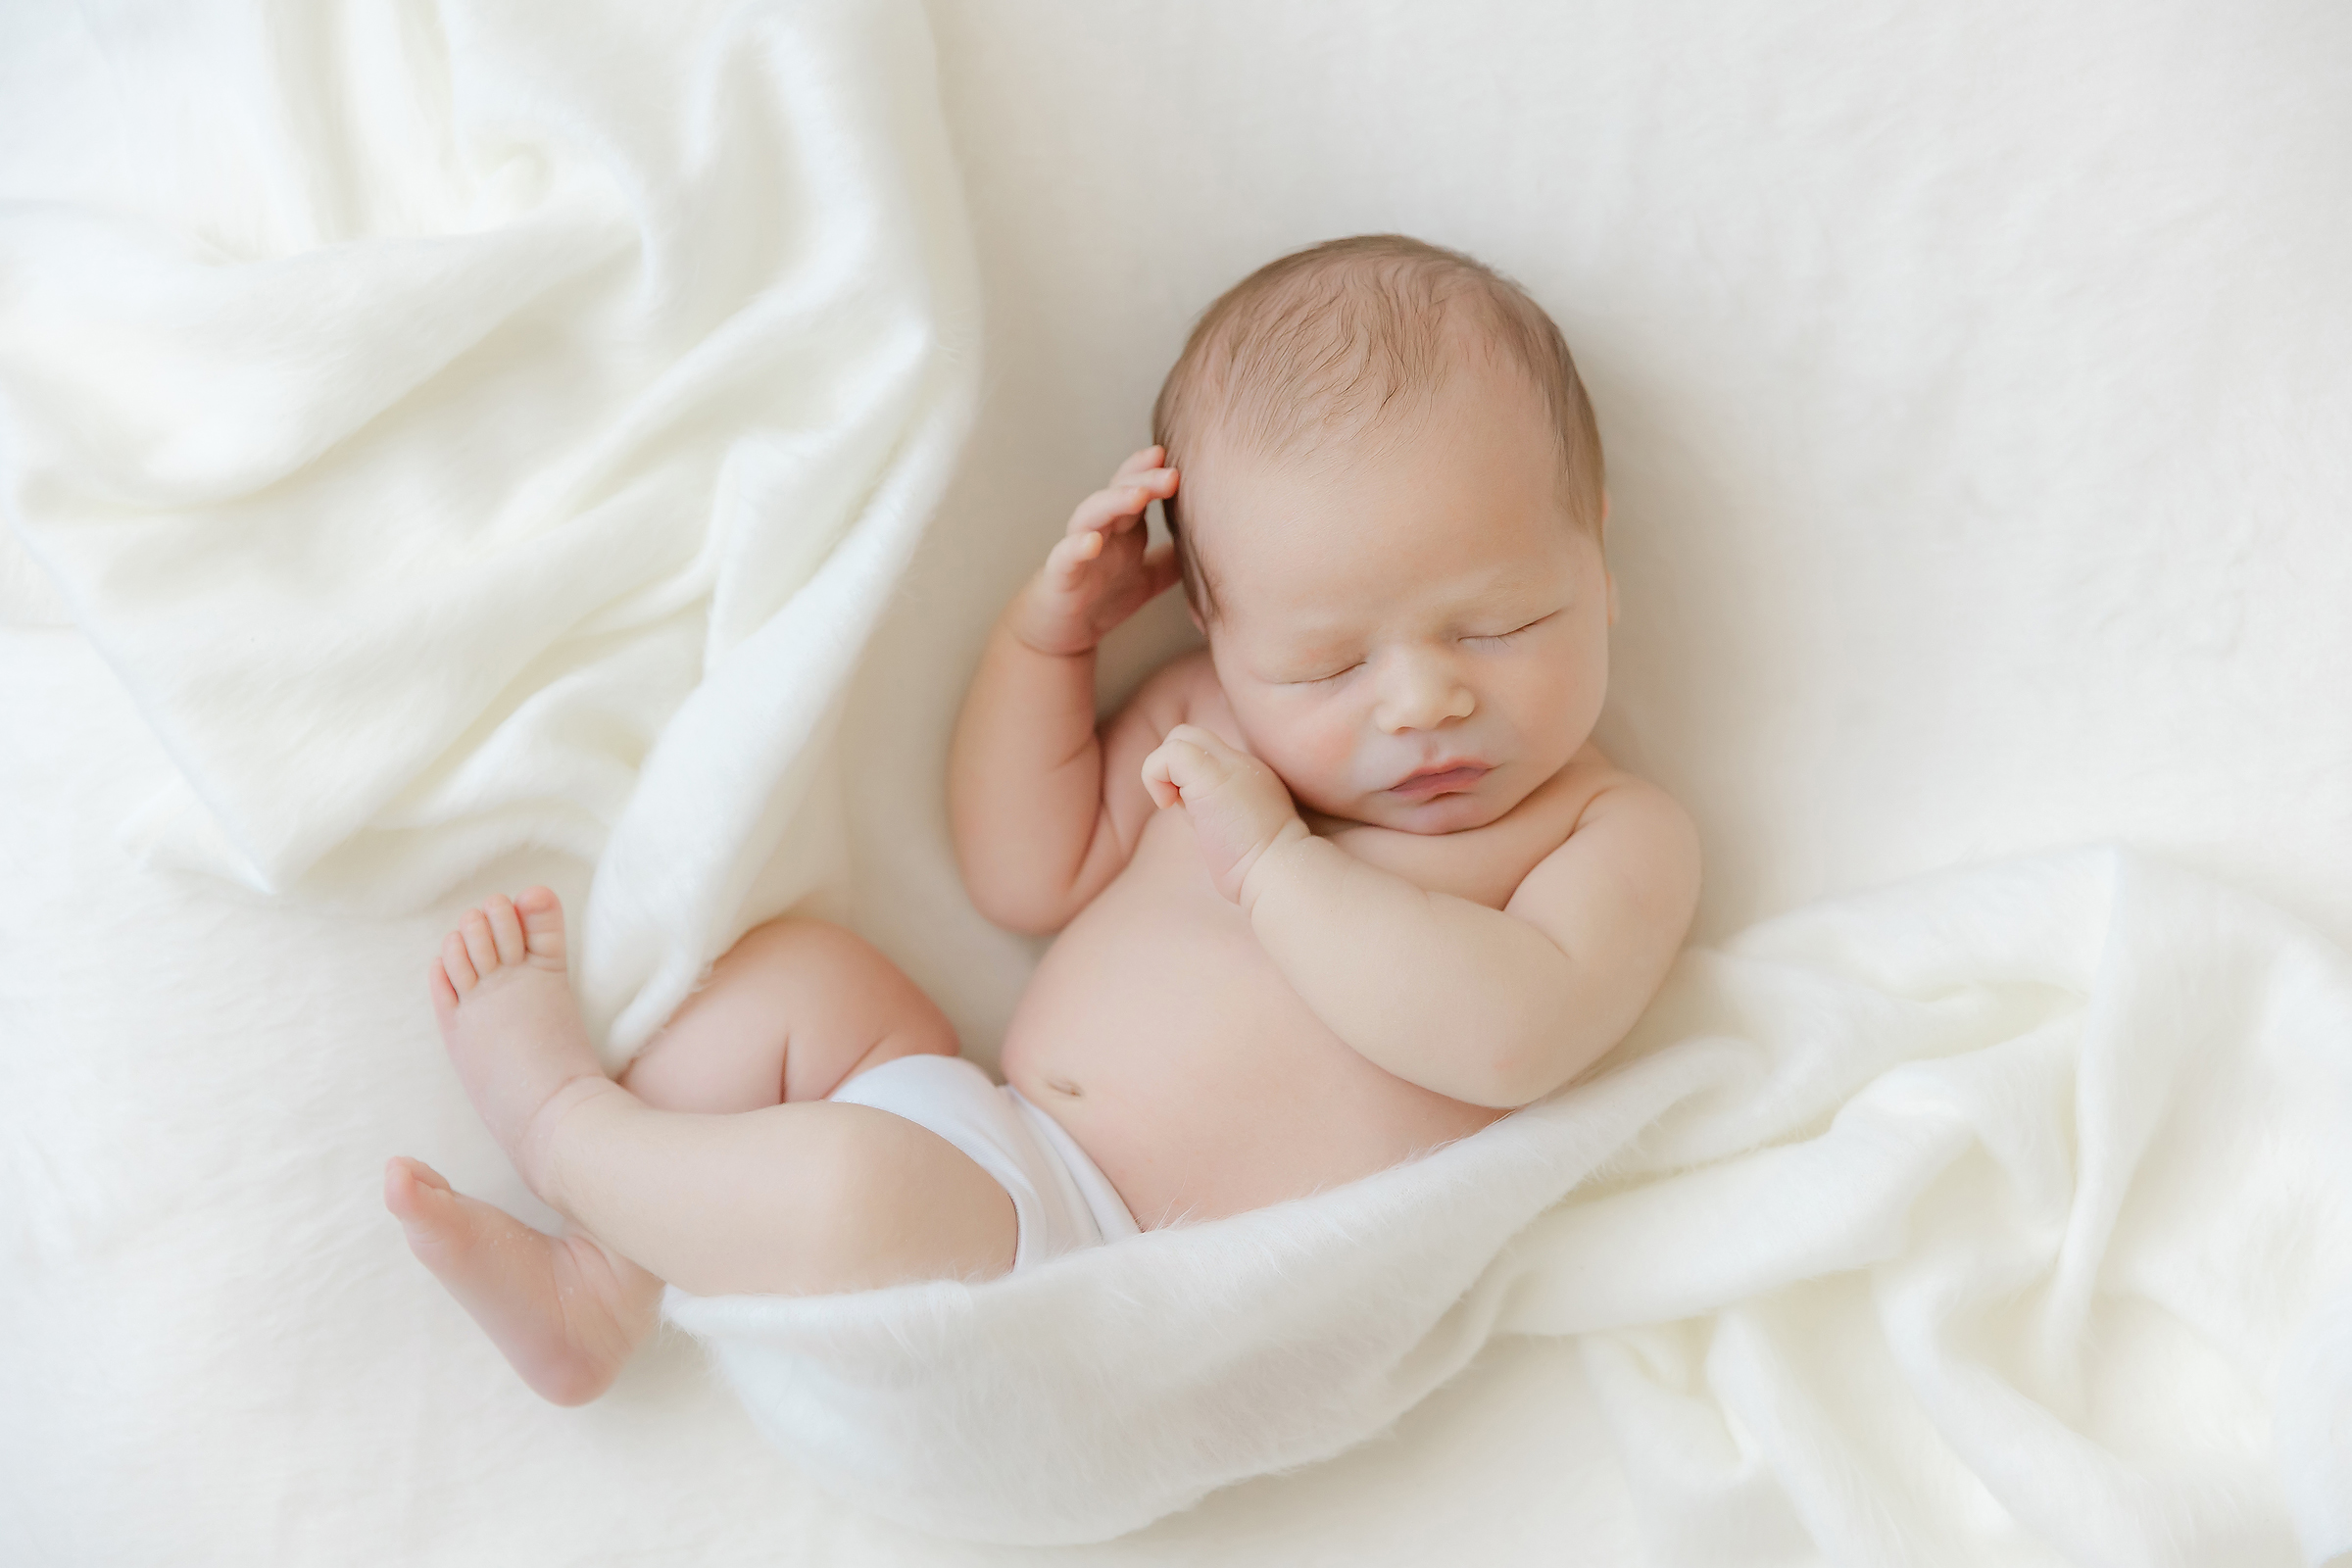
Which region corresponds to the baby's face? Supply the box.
[1185,362,1613,835]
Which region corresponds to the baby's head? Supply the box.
[1152,235,1614,835]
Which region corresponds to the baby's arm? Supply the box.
[949,449,1183,934]
[1144,726,1699,1108]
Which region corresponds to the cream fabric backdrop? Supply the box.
[5,1,2348,1563]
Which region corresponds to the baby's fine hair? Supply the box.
[1151,234,1605,617]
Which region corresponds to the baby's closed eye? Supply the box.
[1464,610,1560,645]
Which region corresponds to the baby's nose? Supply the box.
[1373,654,1476,732]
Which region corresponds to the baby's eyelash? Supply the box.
[1295,662,1362,685]
[1469,612,1554,645]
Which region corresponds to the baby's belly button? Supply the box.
[1011,1048,1082,1098]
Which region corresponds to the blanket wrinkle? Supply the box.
[663,850,2352,1559]
[0,0,980,1060]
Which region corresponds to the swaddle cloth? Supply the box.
[665,850,2352,1558]
[0,0,980,1067]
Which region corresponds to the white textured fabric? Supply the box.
[7,2,2352,1564]
[814,1053,1139,1269]
[0,0,980,1068]
[664,850,2352,1551]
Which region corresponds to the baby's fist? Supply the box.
[1141,725,1308,906]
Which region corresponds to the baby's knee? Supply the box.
[733,921,922,1007]
[732,918,957,1064]
[726,915,870,973]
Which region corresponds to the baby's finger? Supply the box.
[1148,729,1232,801]
[1163,723,1235,764]
[1111,445,1166,482]
[1064,471,1177,539]
[1044,527,1106,590]
[1140,743,1183,809]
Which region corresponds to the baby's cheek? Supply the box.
[1267,708,1363,807]
[1517,646,1605,757]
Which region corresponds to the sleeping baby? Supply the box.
[384,234,1701,1405]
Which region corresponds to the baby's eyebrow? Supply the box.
[1280,632,1362,660]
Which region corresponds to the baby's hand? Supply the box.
[1005,447,1183,658]
[1141,724,1310,906]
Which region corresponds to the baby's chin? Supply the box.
[1309,779,1519,836]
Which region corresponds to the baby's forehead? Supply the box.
[1189,298,1538,466]
[1183,339,1556,514]
[1201,479,1582,638]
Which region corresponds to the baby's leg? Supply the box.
[387,890,1005,1405]
[620,916,959,1111]
[529,1084,1016,1298]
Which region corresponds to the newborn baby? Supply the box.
[385,234,1700,1405]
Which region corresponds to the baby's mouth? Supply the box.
[1387,762,1491,801]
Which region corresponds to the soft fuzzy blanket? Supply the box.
[671,850,2352,1556]
[0,0,979,1064]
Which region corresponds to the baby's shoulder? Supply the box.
[1512,750,1702,926]
[1111,648,1228,734]
[1548,746,1688,841]
[1157,647,1223,710]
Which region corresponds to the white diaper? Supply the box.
[826,1054,1139,1269]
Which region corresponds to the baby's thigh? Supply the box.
[650,1100,1016,1296]
[623,919,956,1113]
[790,1102,1018,1293]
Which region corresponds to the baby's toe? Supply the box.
[442,932,479,994]
[485,894,526,966]
[384,1159,467,1260]
[387,1155,451,1200]
[384,1157,437,1222]
[513,887,567,968]
[461,909,500,978]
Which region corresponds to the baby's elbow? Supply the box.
[963,878,1072,938]
[1444,1040,1545,1111]
[1471,1015,1609,1109]
[951,835,1064,937]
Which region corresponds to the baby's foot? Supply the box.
[428,888,607,1202]
[384,1157,655,1405]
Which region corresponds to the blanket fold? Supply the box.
[0,0,980,1064]
[666,850,2352,1560]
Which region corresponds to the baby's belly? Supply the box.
[998,818,1504,1228]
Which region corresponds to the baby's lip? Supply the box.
[1387,760,1491,800]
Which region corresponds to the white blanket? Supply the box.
[0,0,978,1065]
[670,849,2352,1557]
[8,2,2352,1563]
